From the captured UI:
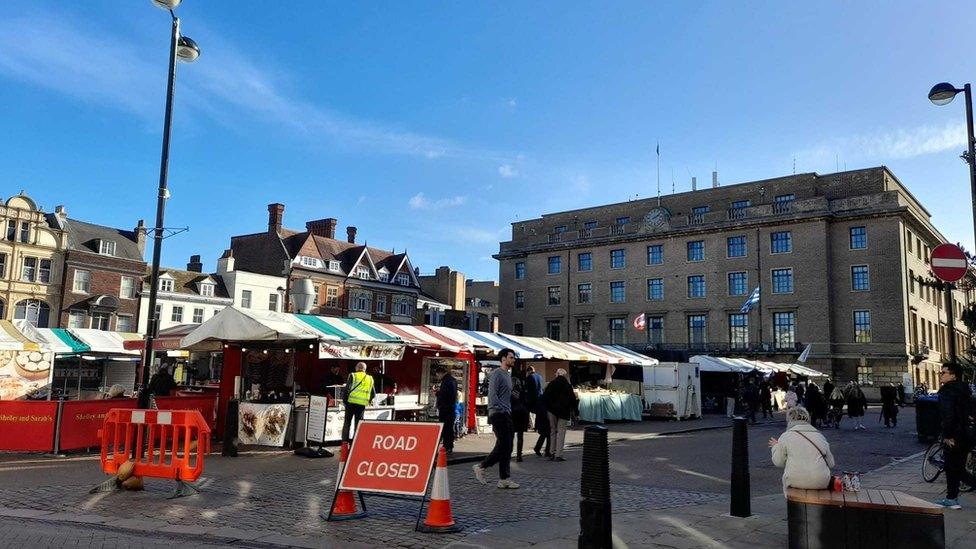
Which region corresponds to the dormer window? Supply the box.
[298,256,321,268]
[329,261,341,272]
[200,283,215,297]
[356,266,370,280]
[99,240,116,256]
[379,273,389,282]
[160,279,174,292]
[396,273,411,286]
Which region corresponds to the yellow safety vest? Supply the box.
[347,372,374,406]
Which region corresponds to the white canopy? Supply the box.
[690,355,826,377]
[68,329,140,355]
[181,307,331,351]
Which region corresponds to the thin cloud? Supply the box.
[796,121,967,164]
[498,164,519,178]
[408,192,467,210]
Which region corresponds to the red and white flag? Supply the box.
[633,313,646,331]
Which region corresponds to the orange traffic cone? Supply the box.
[418,446,462,533]
[326,442,366,521]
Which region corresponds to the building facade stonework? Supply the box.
[495,167,973,389]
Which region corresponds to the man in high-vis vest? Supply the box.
[342,362,375,442]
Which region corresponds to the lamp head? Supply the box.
[929,82,961,106]
[177,36,200,62]
[151,0,182,9]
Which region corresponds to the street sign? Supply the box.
[931,243,969,282]
[340,421,442,496]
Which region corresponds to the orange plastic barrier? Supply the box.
[98,408,210,482]
[154,395,217,430]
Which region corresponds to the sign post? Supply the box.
[930,243,970,363]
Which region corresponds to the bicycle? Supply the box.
[921,437,976,492]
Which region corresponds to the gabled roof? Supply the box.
[49,216,145,262]
[148,268,232,299]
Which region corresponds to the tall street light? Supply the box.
[928,82,976,246]
[138,0,201,409]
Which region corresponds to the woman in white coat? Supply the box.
[769,406,835,495]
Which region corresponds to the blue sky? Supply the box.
[3,1,976,281]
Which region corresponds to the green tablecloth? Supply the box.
[577,392,642,423]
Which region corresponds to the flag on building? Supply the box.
[798,343,812,363]
[633,313,646,331]
[739,287,760,313]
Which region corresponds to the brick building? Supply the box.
[48,207,147,332]
[227,204,421,324]
[495,167,974,389]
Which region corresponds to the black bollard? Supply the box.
[222,399,239,457]
[579,425,611,549]
[730,416,751,517]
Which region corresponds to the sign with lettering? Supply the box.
[339,421,442,496]
[319,342,405,361]
[0,400,57,452]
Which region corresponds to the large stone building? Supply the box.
[228,204,422,324]
[496,167,973,389]
[48,207,147,332]
[465,279,499,332]
[0,193,67,326]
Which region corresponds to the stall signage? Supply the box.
[238,403,292,447]
[307,395,328,443]
[319,342,405,361]
[58,398,137,451]
[322,405,395,442]
[0,400,57,452]
[339,421,442,496]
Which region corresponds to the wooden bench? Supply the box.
[786,488,944,549]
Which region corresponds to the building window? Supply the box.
[731,199,750,209]
[515,262,526,280]
[39,259,51,284]
[378,272,389,283]
[396,273,411,286]
[688,314,707,349]
[73,269,91,293]
[692,205,709,215]
[376,295,387,314]
[200,283,215,297]
[578,283,592,304]
[299,256,321,268]
[160,278,174,292]
[647,244,663,265]
[906,232,913,253]
[99,240,116,256]
[154,304,162,323]
[610,281,626,303]
[773,312,796,349]
[610,249,626,269]
[241,290,252,308]
[0,252,5,278]
[91,312,111,330]
[857,365,873,386]
[515,291,524,309]
[728,272,748,296]
[772,268,794,294]
[548,256,561,275]
[852,265,870,291]
[192,308,204,324]
[116,315,133,332]
[394,296,413,316]
[21,257,36,282]
[514,323,524,336]
[329,260,341,272]
[326,287,339,308]
[547,320,561,341]
[68,310,86,329]
[14,299,50,327]
[687,275,706,298]
[727,236,747,258]
[584,221,598,231]
[729,313,749,349]
[5,220,14,241]
[648,316,664,346]
[120,276,136,299]
[269,293,279,311]
[687,241,704,262]
[854,310,872,343]
[775,193,795,203]
[171,306,184,323]
[616,216,630,227]
[548,286,561,306]
[19,221,29,243]
[647,278,664,301]
[771,231,792,253]
[609,318,626,344]
[352,291,373,312]
[577,318,592,342]
[578,252,593,272]
[356,266,370,280]
[849,227,867,250]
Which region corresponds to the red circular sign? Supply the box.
[931,243,969,282]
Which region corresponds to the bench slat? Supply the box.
[788,488,944,515]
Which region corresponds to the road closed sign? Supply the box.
[339,421,443,496]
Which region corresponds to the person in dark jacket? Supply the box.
[743,378,760,424]
[880,383,899,428]
[147,366,176,398]
[823,379,835,405]
[759,380,773,418]
[804,383,827,428]
[936,363,976,509]
[846,381,868,430]
[435,366,458,454]
[542,369,578,461]
[510,366,531,462]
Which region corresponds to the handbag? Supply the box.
[795,431,840,491]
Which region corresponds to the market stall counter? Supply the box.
[577,390,643,423]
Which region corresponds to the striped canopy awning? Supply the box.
[67,329,142,356]
[293,315,401,343]
[15,321,91,354]
[0,320,42,351]
[600,344,658,366]
[365,321,466,352]
[424,327,544,360]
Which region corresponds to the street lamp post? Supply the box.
[138,0,200,409]
[928,82,976,255]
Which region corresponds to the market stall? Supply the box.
[0,320,55,401]
[690,355,827,414]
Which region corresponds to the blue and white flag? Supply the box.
[739,287,760,313]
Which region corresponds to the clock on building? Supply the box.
[642,207,671,232]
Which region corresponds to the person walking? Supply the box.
[880,382,899,428]
[935,363,976,509]
[804,383,827,428]
[435,366,458,455]
[846,381,868,431]
[785,385,798,409]
[726,381,739,418]
[511,365,531,462]
[743,378,760,424]
[543,368,578,462]
[342,362,375,442]
[828,386,846,427]
[473,349,519,489]
[759,379,773,419]
[823,379,835,405]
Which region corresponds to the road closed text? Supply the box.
[353,435,422,478]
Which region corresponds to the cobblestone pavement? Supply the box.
[0,515,246,549]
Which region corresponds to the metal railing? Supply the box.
[773,201,794,214]
[727,207,747,220]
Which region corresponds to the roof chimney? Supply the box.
[712,171,719,188]
[217,248,235,274]
[346,226,357,244]
[187,254,203,273]
[306,218,337,239]
[134,219,147,256]
[268,203,285,234]
[692,177,697,191]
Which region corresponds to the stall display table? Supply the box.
[577,392,642,423]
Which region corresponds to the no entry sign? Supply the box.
[340,421,442,496]
[931,243,969,283]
